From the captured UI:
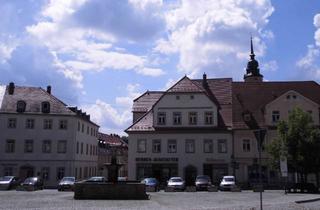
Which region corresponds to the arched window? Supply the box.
[16,100,26,113]
[41,101,50,113]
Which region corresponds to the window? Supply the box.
[24,140,33,153]
[41,101,50,113]
[59,120,68,130]
[76,142,79,154]
[203,139,213,153]
[81,124,84,133]
[43,119,52,129]
[168,139,177,153]
[137,139,146,153]
[81,143,83,154]
[42,140,52,153]
[189,112,197,125]
[205,112,213,125]
[185,139,195,153]
[7,118,16,128]
[218,139,227,153]
[90,145,92,155]
[157,112,166,125]
[5,139,15,153]
[56,167,65,180]
[176,95,180,100]
[77,121,80,131]
[272,111,280,123]
[25,119,35,129]
[242,139,251,152]
[152,139,161,153]
[87,126,89,134]
[173,112,182,125]
[16,100,26,113]
[79,168,82,179]
[57,140,67,153]
[41,167,50,181]
[4,167,13,176]
[292,95,297,99]
[86,144,88,155]
[75,168,78,179]
[190,95,194,99]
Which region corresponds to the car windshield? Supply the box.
[170,178,182,182]
[24,177,37,183]
[0,176,13,181]
[145,178,157,183]
[61,177,75,182]
[196,176,210,181]
[224,178,234,182]
[88,177,104,181]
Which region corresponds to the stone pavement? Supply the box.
[0,190,320,210]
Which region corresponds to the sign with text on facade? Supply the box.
[205,158,225,163]
[135,157,178,162]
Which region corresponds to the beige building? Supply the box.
[126,76,233,185]
[126,40,320,187]
[0,83,99,187]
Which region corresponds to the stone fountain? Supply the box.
[74,154,148,200]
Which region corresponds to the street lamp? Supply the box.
[254,129,266,210]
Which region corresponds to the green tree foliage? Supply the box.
[267,107,320,183]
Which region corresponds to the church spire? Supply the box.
[244,37,263,82]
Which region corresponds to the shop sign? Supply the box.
[136,157,178,162]
[205,158,224,163]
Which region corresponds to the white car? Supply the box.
[167,177,185,191]
[219,175,235,191]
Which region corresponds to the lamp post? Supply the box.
[254,129,266,210]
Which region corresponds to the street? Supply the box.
[0,190,320,210]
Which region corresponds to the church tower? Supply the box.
[244,37,263,82]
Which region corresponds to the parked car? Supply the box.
[167,177,185,191]
[195,175,212,191]
[85,176,106,182]
[20,177,44,191]
[0,176,21,190]
[58,177,75,191]
[141,178,159,191]
[219,175,236,191]
[117,177,128,182]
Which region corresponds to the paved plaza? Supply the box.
[0,190,320,210]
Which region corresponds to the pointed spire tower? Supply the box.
[244,37,263,82]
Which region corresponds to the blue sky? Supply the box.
[0,0,319,135]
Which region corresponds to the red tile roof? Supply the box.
[232,81,320,129]
[98,133,127,147]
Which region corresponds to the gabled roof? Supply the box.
[167,76,205,93]
[232,81,320,129]
[133,91,163,112]
[0,85,74,115]
[98,132,128,147]
[126,76,233,132]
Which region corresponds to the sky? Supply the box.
[0,0,320,136]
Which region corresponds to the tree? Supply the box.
[267,107,320,187]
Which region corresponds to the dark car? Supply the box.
[20,177,44,191]
[195,175,212,191]
[0,176,21,190]
[58,177,75,191]
[141,178,159,191]
[85,176,106,182]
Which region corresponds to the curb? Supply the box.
[295,197,320,204]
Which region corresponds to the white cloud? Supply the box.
[155,0,274,78]
[0,85,6,107]
[297,13,320,81]
[261,60,278,72]
[82,83,141,135]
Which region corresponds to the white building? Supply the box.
[126,76,233,185]
[0,83,99,187]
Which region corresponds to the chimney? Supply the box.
[8,82,15,95]
[47,85,51,94]
[202,73,208,89]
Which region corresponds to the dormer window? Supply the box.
[272,111,280,123]
[205,112,213,124]
[16,100,26,113]
[157,112,166,125]
[42,101,50,113]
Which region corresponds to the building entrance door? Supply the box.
[184,165,197,186]
[19,165,34,180]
